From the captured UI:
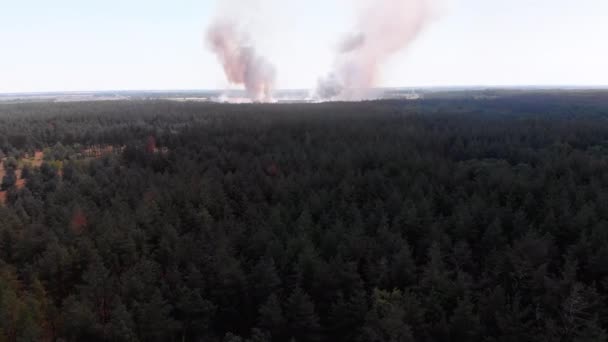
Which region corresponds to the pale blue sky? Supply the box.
[1,0,607,93]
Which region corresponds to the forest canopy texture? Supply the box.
[1,92,608,341]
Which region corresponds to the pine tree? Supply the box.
[61,295,100,340]
[389,241,416,289]
[134,290,179,342]
[449,296,481,341]
[327,285,368,342]
[1,168,17,191]
[249,257,282,305]
[107,300,138,342]
[361,289,415,342]
[258,294,286,341]
[284,287,321,342]
[176,287,216,340]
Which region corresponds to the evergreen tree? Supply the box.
[361,289,415,342]
[450,296,481,341]
[285,288,321,342]
[258,294,286,341]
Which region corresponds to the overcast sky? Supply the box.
[1,0,607,93]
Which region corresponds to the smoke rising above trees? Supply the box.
[207,0,437,102]
[206,19,276,102]
[316,0,436,100]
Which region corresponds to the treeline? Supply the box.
[1,95,608,341]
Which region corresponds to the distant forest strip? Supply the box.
[0,92,608,341]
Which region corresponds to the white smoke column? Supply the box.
[207,18,276,102]
[316,0,436,100]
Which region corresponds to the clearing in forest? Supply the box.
[0,150,45,205]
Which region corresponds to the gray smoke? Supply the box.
[315,0,436,101]
[315,73,343,99]
[207,19,276,102]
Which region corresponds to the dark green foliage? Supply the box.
[285,287,321,342]
[0,93,606,340]
[449,296,481,341]
[1,167,16,190]
[258,294,286,340]
[361,289,415,342]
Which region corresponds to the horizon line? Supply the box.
[2,85,608,96]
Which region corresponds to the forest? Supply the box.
[1,91,608,341]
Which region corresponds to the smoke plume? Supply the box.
[316,0,435,100]
[207,19,276,102]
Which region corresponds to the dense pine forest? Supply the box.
[1,92,608,341]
